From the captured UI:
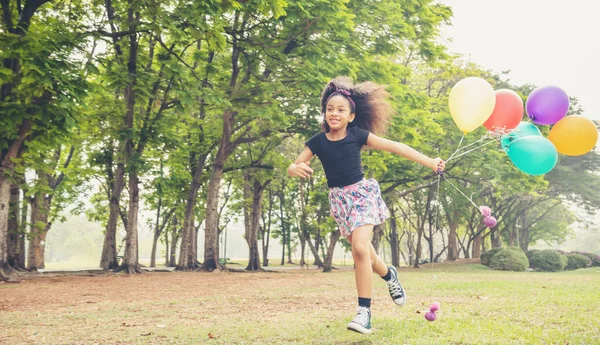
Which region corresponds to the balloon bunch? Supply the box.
[448,79,598,176]
[425,302,441,322]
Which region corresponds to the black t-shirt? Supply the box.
[305,126,370,188]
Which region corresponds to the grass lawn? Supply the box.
[1,261,598,344]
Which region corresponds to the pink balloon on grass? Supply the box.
[425,311,437,322]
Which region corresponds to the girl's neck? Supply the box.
[326,127,348,141]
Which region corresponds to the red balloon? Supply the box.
[484,89,524,132]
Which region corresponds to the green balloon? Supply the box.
[501,122,542,151]
[505,136,557,175]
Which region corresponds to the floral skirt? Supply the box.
[328,178,389,238]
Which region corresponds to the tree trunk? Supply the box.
[413,228,423,268]
[192,219,199,266]
[164,231,169,265]
[120,170,142,274]
[150,231,160,267]
[0,175,17,281]
[446,214,459,261]
[201,121,230,271]
[371,224,384,253]
[304,235,323,268]
[168,216,179,267]
[18,193,27,269]
[27,195,50,270]
[508,226,517,247]
[279,184,286,266]
[388,207,400,267]
[7,183,24,270]
[322,230,340,272]
[245,174,271,271]
[299,231,307,266]
[178,153,207,270]
[472,226,482,259]
[100,147,126,270]
[261,189,273,267]
[150,188,162,268]
[491,228,502,248]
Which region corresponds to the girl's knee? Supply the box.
[352,242,370,261]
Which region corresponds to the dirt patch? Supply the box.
[0,268,355,313]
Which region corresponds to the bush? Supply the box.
[526,249,540,262]
[572,251,600,267]
[529,249,567,272]
[480,248,502,267]
[489,247,529,272]
[566,254,592,270]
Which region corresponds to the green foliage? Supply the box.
[572,251,600,267]
[489,247,529,272]
[480,247,502,266]
[530,249,567,272]
[526,249,540,262]
[565,254,592,270]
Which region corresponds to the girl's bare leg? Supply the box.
[349,224,375,298]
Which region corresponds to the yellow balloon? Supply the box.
[548,116,598,156]
[448,77,496,133]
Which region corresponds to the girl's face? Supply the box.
[325,95,355,131]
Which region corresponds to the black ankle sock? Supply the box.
[381,267,392,281]
[358,297,371,308]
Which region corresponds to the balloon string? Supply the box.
[446,133,465,161]
[439,173,480,211]
[432,172,442,302]
[446,139,497,162]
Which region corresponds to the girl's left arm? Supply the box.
[366,133,445,172]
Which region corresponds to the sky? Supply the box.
[439,0,600,121]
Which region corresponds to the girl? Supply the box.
[287,77,445,335]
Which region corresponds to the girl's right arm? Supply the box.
[287,147,314,179]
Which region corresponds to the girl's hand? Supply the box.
[431,157,445,173]
[288,161,313,179]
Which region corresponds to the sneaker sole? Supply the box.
[394,295,406,306]
[347,323,372,335]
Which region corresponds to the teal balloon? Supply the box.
[501,122,542,151]
[505,136,558,175]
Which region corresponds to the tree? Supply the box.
[1,0,87,281]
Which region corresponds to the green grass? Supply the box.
[1,262,599,344]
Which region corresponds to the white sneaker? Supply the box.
[386,266,406,306]
[347,306,371,335]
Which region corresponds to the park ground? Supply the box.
[1,260,599,345]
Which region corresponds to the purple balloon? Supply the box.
[526,86,569,125]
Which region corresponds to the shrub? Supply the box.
[526,249,540,262]
[572,251,600,267]
[566,254,592,270]
[480,248,502,267]
[489,247,529,272]
[529,249,567,272]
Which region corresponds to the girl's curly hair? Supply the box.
[320,76,393,136]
